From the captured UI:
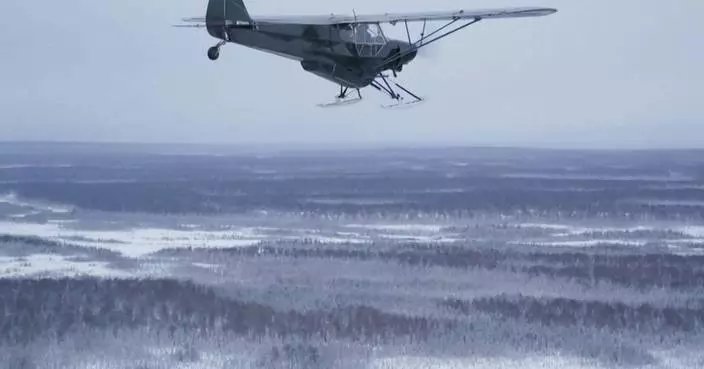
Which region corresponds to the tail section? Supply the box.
[206,0,252,38]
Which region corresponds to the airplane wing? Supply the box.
[176,7,556,27]
[252,7,557,25]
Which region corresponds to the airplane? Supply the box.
[175,0,557,108]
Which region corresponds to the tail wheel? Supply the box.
[207,46,220,61]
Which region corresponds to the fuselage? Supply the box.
[208,21,417,88]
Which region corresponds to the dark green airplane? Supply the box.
[176,0,557,108]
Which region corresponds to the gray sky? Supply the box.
[1,0,702,149]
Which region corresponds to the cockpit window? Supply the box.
[354,24,386,45]
[338,23,387,56]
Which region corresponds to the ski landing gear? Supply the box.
[317,86,363,108]
[316,78,422,109]
[370,74,424,109]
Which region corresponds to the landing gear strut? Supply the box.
[370,74,423,108]
[317,85,363,108]
[208,40,227,61]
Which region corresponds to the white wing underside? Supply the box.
[180,7,556,26]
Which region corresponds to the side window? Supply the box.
[338,25,355,43]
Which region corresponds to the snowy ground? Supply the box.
[1,145,704,368]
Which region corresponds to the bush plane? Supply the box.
[176,0,557,108]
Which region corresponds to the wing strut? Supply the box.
[378,17,482,70]
[369,17,483,108]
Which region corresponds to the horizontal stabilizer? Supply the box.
[174,17,253,28]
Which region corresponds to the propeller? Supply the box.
[414,41,441,59]
[382,39,439,76]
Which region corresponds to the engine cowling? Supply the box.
[384,41,418,73]
[388,45,403,71]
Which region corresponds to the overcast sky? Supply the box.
[0,0,702,149]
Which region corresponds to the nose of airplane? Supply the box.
[394,43,418,73]
[384,41,418,73]
[404,48,418,64]
[399,42,418,64]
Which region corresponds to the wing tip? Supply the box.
[509,7,558,18]
[538,7,558,15]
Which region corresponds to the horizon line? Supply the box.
[1,140,703,153]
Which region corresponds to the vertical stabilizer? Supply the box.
[206,0,252,38]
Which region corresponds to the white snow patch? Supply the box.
[0,192,23,206]
[192,262,221,269]
[301,236,371,244]
[379,234,461,243]
[0,192,74,214]
[666,244,704,256]
[521,224,667,237]
[369,355,603,369]
[666,238,704,244]
[334,231,364,237]
[512,239,648,248]
[306,198,404,205]
[0,220,262,257]
[626,199,704,207]
[519,223,576,231]
[0,254,130,278]
[8,210,41,219]
[345,224,445,233]
[679,226,704,238]
[177,223,201,229]
[554,225,658,237]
